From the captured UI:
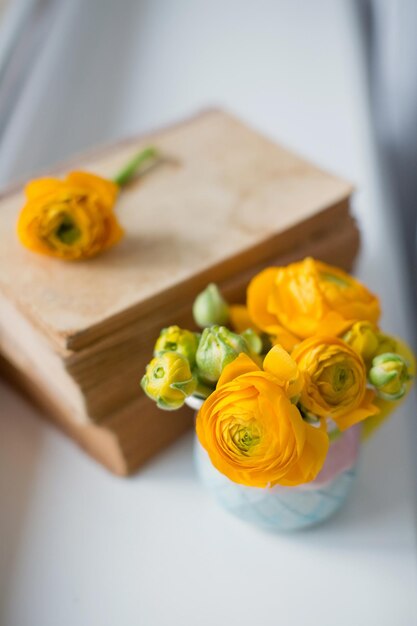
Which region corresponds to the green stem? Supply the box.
[113,146,159,187]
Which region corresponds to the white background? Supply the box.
[0,1,416,625]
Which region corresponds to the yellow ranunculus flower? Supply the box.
[292,336,379,430]
[17,172,123,260]
[17,147,159,261]
[247,258,380,346]
[196,346,328,487]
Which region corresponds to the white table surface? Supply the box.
[0,2,416,625]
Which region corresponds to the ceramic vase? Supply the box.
[188,397,360,531]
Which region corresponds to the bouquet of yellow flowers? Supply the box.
[142,257,414,530]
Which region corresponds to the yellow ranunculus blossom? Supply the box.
[17,172,123,260]
[196,346,328,487]
[247,258,380,346]
[292,336,379,430]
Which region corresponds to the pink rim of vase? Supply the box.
[302,424,361,490]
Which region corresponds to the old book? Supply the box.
[0,109,359,474]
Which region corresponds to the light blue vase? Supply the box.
[194,428,360,532]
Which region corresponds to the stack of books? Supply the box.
[0,110,358,474]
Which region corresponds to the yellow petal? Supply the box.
[66,171,119,205]
[276,422,328,486]
[25,178,63,200]
[229,304,259,334]
[271,330,300,352]
[333,389,379,431]
[263,345,298,381]
[217,353,259,388]
[315,311,353,337]
[100,213,125,250]
[247,267,280,332]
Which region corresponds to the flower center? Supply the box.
[333,366,348,390]
[318,362,356,403]
[56,215,81,245]
[228,421,260,454]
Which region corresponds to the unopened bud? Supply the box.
[141,352,196,410]
[343,321,380,362]
[154,325,200,367]
[369,352,410,400]
[196,325,249,384]
[193,283,229,328]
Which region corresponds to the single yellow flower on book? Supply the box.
[17,147,158,260]
[17,172,122,260]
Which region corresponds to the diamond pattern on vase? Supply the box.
[194,437,357,531]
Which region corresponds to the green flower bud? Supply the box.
[192,283,229,328]
[196,325,249,384]
[369,352,410,400]
[141,352,196,410]
[154,325,200,366]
